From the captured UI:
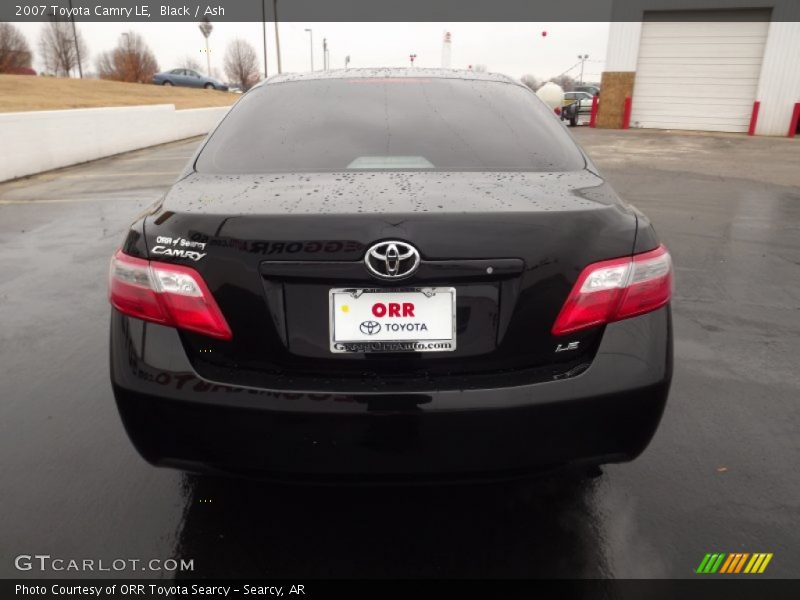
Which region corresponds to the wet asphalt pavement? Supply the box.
[1,129,798,579]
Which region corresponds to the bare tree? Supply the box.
[39,20,87,76]
[0,23,33,73]
[550,74,577,91]
[224,38,259,91]
[96,31,158,83]
[520,74,541,92]
[180,55,202,71]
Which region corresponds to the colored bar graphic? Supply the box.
[744,554,761,573]
[721,552,742,573]
[729,554,742,573]
[701,552,774,575]
[696,554,713,573]
[700,553,723,573]
[735,553,749,573]
[710,554,725,573]
[758,554,773,573]
[719,554,735,573]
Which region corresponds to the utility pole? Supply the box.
[67,0,82,78]
[304,28,313,71]
[345,55,350,69]
[273,0,282,74]
[261,0,268,78]
[323,38,328,70]
[577,54,589,85]
[121,32,130,80]
[199,18,213,77]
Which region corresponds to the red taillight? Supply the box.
[552,245,673,336]
[109,250,232,340]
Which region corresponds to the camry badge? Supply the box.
[364,241,420,280]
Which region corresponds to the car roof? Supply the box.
[255,68,524,90]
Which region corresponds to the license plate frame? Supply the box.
[329,287,457,353]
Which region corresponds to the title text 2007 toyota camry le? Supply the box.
[109,69,673,482]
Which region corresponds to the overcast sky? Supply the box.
[16,21,609,83]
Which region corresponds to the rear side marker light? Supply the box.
[552,245,673,336]
[109,250,232,340]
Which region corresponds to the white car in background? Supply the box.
[563,91,595,126]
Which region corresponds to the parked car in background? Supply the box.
[152,68,229,91]
[565,91,594,106]
[561,91,594,126]
[575,85,600,97]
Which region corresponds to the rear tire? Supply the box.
[162,81,173,86]
[204,83,215,90]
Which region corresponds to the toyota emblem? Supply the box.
[359,321,382,335]
[364,241,420,280]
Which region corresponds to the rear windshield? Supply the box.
[195,77,585,173]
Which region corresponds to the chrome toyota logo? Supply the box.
[359,321,381,335]
[364,241,420,280]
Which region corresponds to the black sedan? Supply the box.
[109,68,673,482]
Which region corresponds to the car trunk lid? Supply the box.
[143,170,638,391]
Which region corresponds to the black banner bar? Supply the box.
[4,0,800,22]
[4,579,800,600]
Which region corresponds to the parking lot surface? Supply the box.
[1,129,798,578]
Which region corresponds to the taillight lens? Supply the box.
[552,245,673,336]
[109,250,232,340]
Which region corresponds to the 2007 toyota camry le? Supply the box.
[109,68,673,482]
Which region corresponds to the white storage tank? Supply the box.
[536,82,564,116]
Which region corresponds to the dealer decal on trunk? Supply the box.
[151,236,207,261]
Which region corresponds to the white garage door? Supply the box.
[631,13,770,132]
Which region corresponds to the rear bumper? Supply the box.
[110,307,672,481]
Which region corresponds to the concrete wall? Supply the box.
[0,104,230,183]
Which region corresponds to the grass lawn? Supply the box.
[0,74,238,112]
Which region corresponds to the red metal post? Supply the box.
[589,95,599,128]
[748,101,760,136]
[622,96,632,129]
[788,102,800,138]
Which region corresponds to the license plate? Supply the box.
[329,287,456,353]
